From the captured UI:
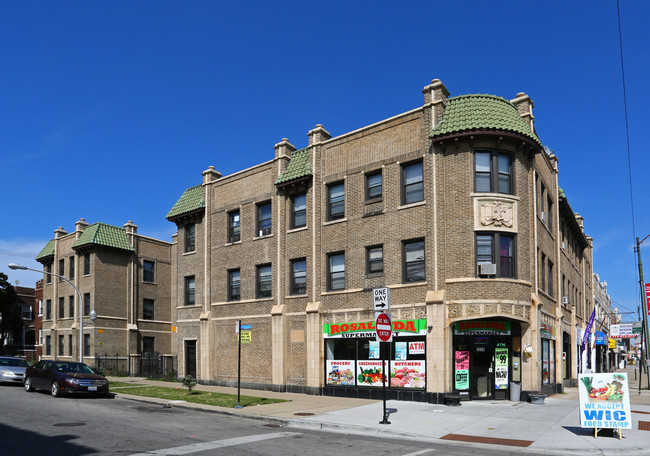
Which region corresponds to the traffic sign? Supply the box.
[376,312,392,342]
[373,287,390,311]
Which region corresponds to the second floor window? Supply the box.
[185,223,196,252]
[475,150,513,194]
[403,239,425,283]
[83,334,90,357]
[143,299,154,320]
[46,299,51,319]
[476,232,515,278]
[69,257,75,279]
[143,260,155,283]
[291,194,307,229]
[185,276,196,305]
[46,264,52,283]
[366,245,384,274]
[366,171,382,201]
[228,210,240,243]
[328,253,345,291]
[327,182,345,221]
[68,296,74,318]
[46,336,51,356]
[58,335,64,356]
[84,253,91,275]
[291,259,306,295]
[228,269,241,301]
[257,264,272,298]
[257,202,272,237]
[83,293,91,315]
[402,161,424,204]
[58,297,65,319]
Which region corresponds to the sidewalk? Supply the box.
[109,365,650,455]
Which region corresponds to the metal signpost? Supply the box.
[235,320,243,409]
[376,312,392,425]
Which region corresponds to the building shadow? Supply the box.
[0,422,98,455]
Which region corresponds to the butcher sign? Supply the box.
[376,312,393,342]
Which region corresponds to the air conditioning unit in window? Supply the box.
[478,263,497,276]
[562,296,569,305]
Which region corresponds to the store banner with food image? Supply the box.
[578,373,632,430]
[357,360,387,387]
[390,361,425,388]
[454,350,470,390]
[326,360,356,386]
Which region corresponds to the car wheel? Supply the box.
[51,381,61,397]
[24,377,35,392]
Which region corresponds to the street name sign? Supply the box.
[376,312,392,342]
[373,287,390,311]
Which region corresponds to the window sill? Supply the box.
[286,293,308,299]
[212,297,273,305]
[323,217,347,226]
[446,277,532,287]
[321,288,363,296]
[288,226,308,234]
[182,250,197,256]
[471,192,519,201]
[142,281,156,285]
[397,200,426,211]
[254,234,273,240]
[225,240,242,246]
[178,304,201,309]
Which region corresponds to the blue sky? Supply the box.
[2,1,648,322]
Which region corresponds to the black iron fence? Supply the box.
[94,353,177,380]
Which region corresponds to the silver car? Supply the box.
[0,357,29,384]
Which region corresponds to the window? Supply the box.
[45,299,51,320]
[327,253,345,291]
[83,293,91,316]
[84,253,91,275]
[83,334,90,357]
[68,334,72,356]
[58,297,65,319]
[228,269,241,301]
[143,299,154,320]
[402,161,424,204]
[366,245,384,274]
[366,171,382,201]
[143,260,155,283]
[547,260,554,297]
[291,194,307,229]
[547,195,553,228]
[46,264,52,283]
[257,202,272,236]
[22,303,32,320]
[290,259,307,295]
[540,252,547,292]
[68,296,74,319]
[39,329,43,346]
[143,337,155,354]
[69,257,75,279]
[58,335,64,356]
[476,233,515,278]
[185,276,195,305]
[185,223,196,252]
[46,336,51,356]
[38,300,43,317]
[327,182,345,221]
[474,150,513,194]
[228,210,240,243]
[403,239,425,283]
[257,264,272,298]
[58,259,64,280]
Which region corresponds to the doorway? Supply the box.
[185,340,196,378]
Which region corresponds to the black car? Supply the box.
[24,361,109,397]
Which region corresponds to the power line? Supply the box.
[0,249,38,258]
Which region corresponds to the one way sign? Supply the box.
[373,287,390,311]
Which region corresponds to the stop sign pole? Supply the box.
[376,312,392,424]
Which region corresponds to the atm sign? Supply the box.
[409,341,425,355]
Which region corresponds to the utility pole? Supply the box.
[635,237,650,392]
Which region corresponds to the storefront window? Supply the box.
[541,338,556,384]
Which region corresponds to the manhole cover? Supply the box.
[54,423,87,427]
[294,412,315,416]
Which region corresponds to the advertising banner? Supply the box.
[323,319,426,338]
[610,324,636,339]
[579,373,631,430]
[326,360,356,386]
[357,360,387,387]
[390,361,426,388]
[454,320,511,335]
[581,309,595,353]
[454,350,470,390]
[395,342,407,360]
[368,341,380,359]
[494,344,509,390]
[409,341,425,355]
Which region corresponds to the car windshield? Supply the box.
[53,362,97,374]
[0,358,28,367]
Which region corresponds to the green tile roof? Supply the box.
[166,185,205,220]
[72,223,135,252]
[275,148,313,185]
[430,94,542,147]
[35,239,55,261]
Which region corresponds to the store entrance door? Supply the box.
[471,337,493,398]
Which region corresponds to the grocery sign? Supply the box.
[579,373,631,431]
[323,319,427,338]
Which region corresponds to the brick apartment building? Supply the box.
[36,219,172,364]
[167,78,593,401]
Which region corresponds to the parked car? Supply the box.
[24,360,109,397]
[0,356,29,384]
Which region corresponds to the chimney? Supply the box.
[54,227,67,239]
[274,138,296,160]
[574,213,584,230]
[75,218,89,239]
[202,166,221,184]
[511,92,535,131]
[423,78,449,129]
[307,124,331,146]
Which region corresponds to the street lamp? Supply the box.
[9,263,87,363]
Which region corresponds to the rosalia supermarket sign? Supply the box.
[323,319,426,338]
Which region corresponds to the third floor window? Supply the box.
[257,202,272,237]
[402,161,424,204]
[327,182,345,221]
[291,194,306,229]
[475,150,513,194]
[228,210,240,243]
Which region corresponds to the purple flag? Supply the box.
[581,308,596,353]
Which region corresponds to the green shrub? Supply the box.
[181,375,197,395]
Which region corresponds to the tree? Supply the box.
[181,375,197,395]
[0,272,17,353]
